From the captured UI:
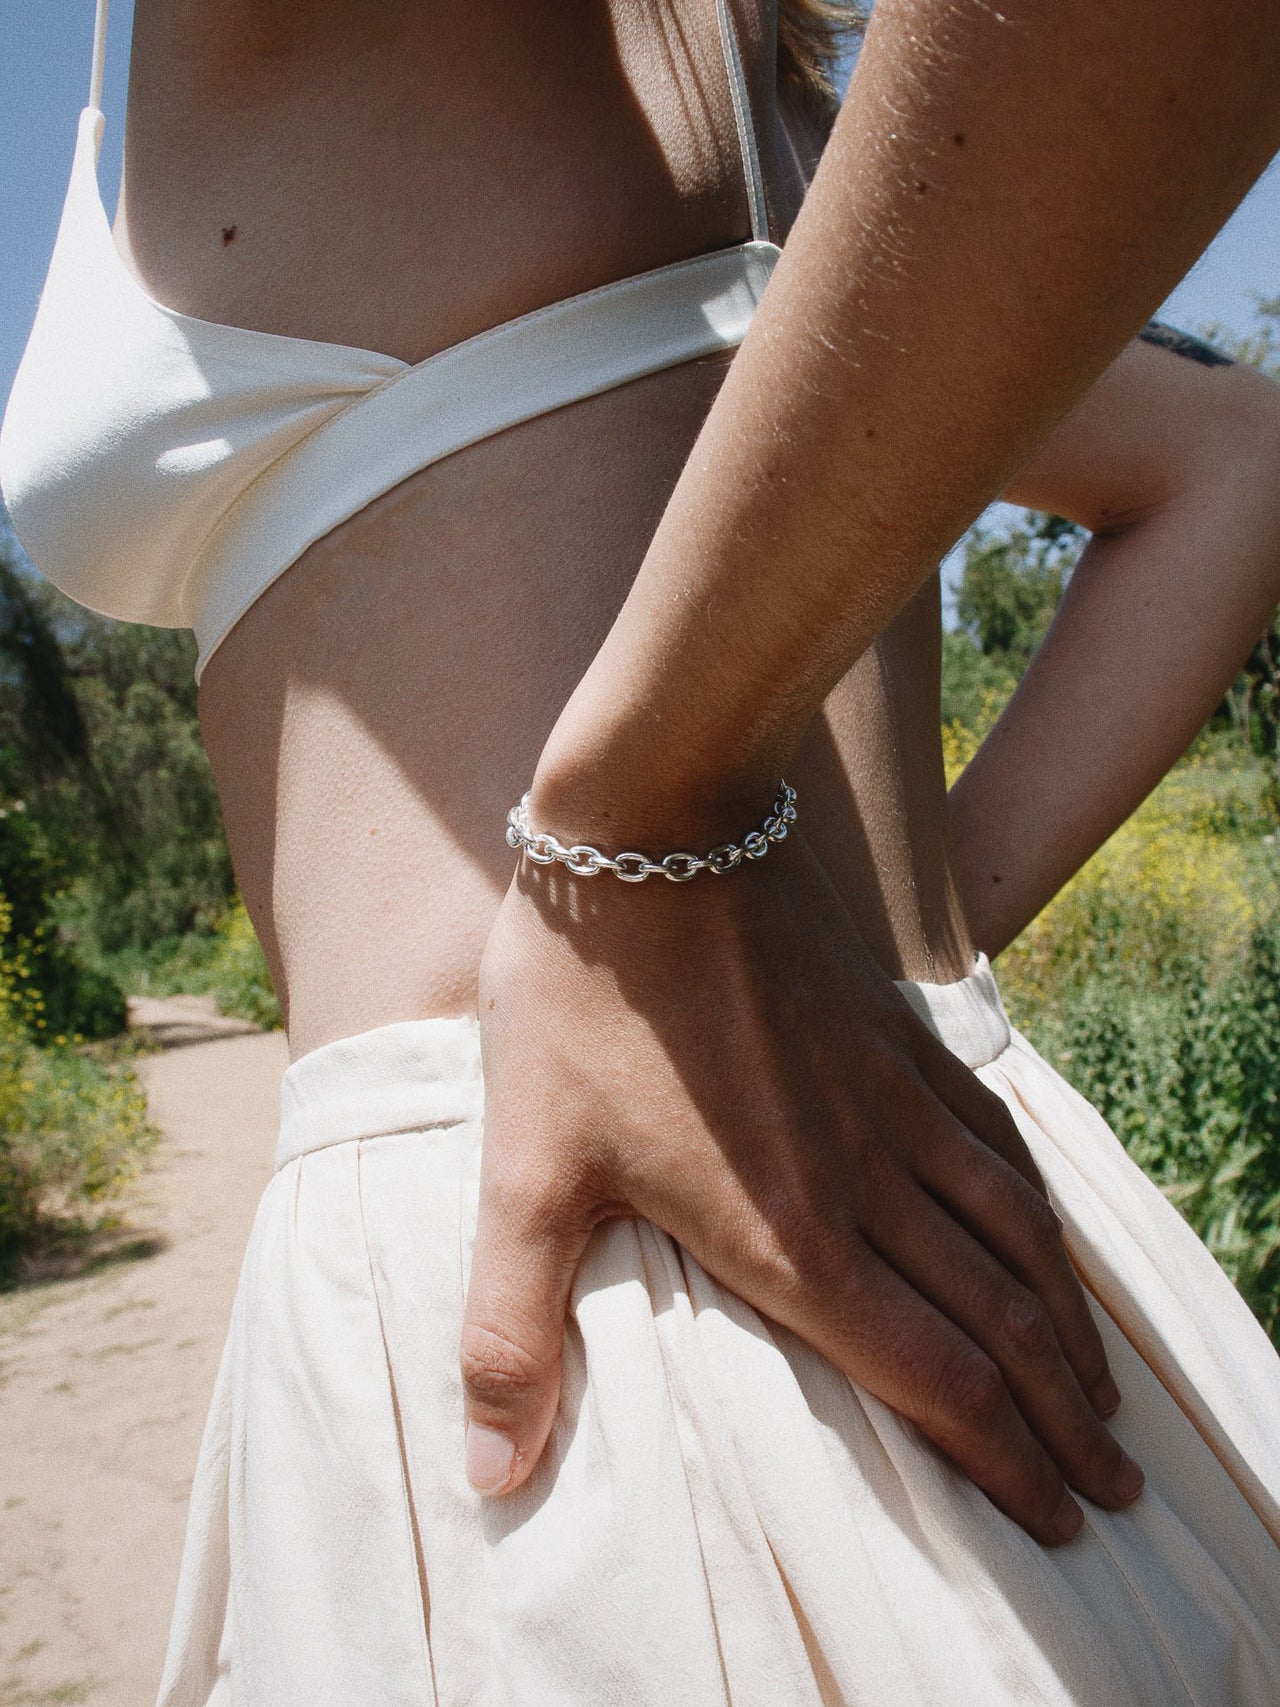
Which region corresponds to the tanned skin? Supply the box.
[115,0,1280,1543]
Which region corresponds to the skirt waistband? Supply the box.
[895,952,1012,1072]
[276,1015,484,1171]
[273,954,1011,1172]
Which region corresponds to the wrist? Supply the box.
[510,775,797,884]
[528,719,790,853]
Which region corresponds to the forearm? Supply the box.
[951,414,1280,956]
[532,0,1280,842]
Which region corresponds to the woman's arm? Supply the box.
[531,2,1280,839]
[461,0,1280,1541]
[950,334,1280,957]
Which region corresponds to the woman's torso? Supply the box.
[117,0,974,1056]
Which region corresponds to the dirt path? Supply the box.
[0,1000,288,1707]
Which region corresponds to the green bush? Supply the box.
[994,757,1280,1341]
[51,621,234,952]
[105,895,281,1030]
[1,536,235,960]
[1006,929,1280,1341]
[0,1026,157,1280]
[954,513,1084,673]
[0,795,127,1041]
[939,631,1017,734]
[940,492,1280,1343]
[0,883,156,1280]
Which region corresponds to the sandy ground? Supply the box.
[0,997,289,1707]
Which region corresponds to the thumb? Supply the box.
[460,1171,594,1496]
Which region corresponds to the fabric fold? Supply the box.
[158,961,1280,1707]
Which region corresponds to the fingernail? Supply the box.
[1053,1491,1084,1542]
[1113,1452,1144,1504]
[466,1423,515,1494]
[1092,1374,1122,1418]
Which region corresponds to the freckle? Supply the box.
[991,873,1002,884]
[487,997,496,1011]
[865,425,877,440]
[952,132,966,146]
[221,224,237,245]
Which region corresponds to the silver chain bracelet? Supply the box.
[505,781,797,883]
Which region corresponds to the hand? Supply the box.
[463,831,1142,1545]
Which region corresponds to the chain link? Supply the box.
[505,782,797,883]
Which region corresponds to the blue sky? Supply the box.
[2,3,1278,405]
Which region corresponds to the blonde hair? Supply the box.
[776,0,865,124]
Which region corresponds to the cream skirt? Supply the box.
[157,957,1280,1706]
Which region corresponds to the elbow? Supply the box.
[1190,361,1280,502]
[1183,364,1280,617]
[1105,363,1280,558]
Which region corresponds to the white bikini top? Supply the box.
[0,0,780,682]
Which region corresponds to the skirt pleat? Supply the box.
[157,963,1280,1706]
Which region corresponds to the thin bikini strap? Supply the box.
[715,0,770,244]
[90,0,109,113]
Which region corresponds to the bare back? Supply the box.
[117,0,974,1055]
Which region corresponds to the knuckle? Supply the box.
[931,1345,1008,1433]
[961,1162,1008,1224]
[459,1321,552,1407]
[999,1289,1059,1365]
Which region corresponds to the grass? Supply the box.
[955,732,1280,1342]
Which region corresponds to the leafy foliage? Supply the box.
[0,800,126,1040]
[953,512,1085,674]
[999,810,1280,1340]
[941,509,1085,735]
[0,524,234,960]
[1207,295,1280,381]
[104,896,280,1030]
[940,296,1280,1341]
[939,630,1017,736]
[0,517,241,1276]
[0,887,155,1281]
[47,612,234,952]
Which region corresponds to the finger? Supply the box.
[917,1122,1121,1419]
[918,1039,1050,1197]
[460,1148,596,1497]
[643,1149,1080,1545]
[870,1178,1142,1512]
[909,1045,1123,1418]
[795,1239,1084,1546]
[643,1143,1080,1543]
